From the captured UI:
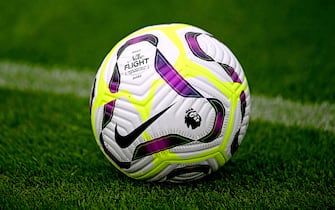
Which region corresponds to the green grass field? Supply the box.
[1,0,334,209]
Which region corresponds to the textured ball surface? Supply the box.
[90,23,251,182]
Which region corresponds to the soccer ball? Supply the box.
[90,23,250,182]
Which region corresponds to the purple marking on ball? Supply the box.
[128,34,158,45]
[213,109,224,135]
[117,34,158,58]
[132,135,192,160]
[219,63,242,84]
[144,138,171,154]
[109,65,120,93]
[209,98,224,139]
[104,100,115,119]
[155,50,202,98]
[185,32,214,61]
[227,66,242,83]
[102,100,116,128]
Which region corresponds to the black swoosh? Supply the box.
[115,104,174,148]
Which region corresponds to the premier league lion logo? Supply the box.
[185,108,202,129]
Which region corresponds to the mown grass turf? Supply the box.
[0,89,334,209]
[0,0,335,103]
[1,0,335,208]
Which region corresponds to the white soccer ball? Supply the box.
[90,23,251,182]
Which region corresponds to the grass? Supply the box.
[0,89,334,209]
[1,0,334,102]
[1,0,335,208]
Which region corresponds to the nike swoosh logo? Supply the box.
[115,104,174,148]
